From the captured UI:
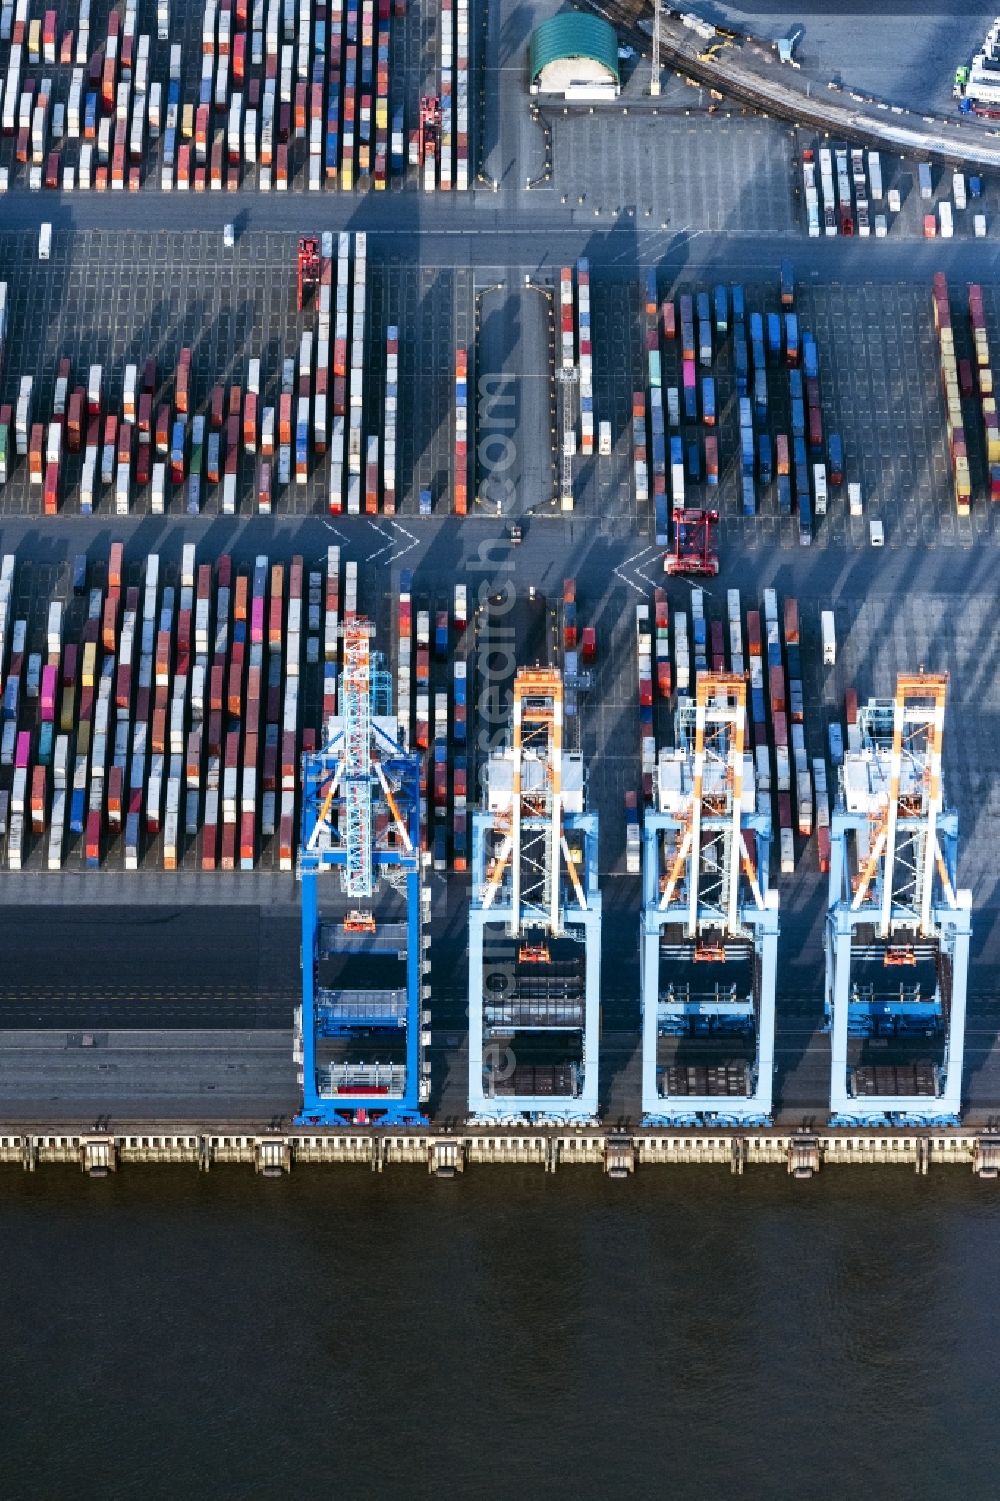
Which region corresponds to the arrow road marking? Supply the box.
[387,521,420,565]
[614,546,658,597]
[365,520,396,562]
[634,554,663,589]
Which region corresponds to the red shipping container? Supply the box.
[783,597,799,644]
[202,819,218,870]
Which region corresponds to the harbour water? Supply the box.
[2,1169,998,1500]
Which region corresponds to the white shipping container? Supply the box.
[779,827,795,875]
[821,610,836,665]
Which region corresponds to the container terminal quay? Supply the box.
[3,0,1000,1180]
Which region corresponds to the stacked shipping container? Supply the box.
[931,273,972,513]
[0,543,375,871]
[968,283,1000,499]
[0,0,437,192]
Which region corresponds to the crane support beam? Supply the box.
[825,673,969,1125]
[296,616,427,1127]
[469,666,601,1123]
[641,672,779,1125]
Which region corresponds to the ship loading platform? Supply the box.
[4,1120,1000,1182]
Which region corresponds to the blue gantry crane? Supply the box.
[468,666,602,1122]
[825,673,970,1125]
[295,616,429,1125]
[640,673,779,1125]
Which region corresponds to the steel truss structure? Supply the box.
[825,673,971,1125]
[468,668,601,1122]
[296,618,429,1125]
[641,674,779,1124]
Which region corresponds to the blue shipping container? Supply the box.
[754,369,768,420]
[654,493,670,546]
[735,340,748,396]
[785,313,799,360]
[714,285,728,334]
[803,334,819,380]
[777,474,792,515]
[70,787,86,836]
[742,475,756,515]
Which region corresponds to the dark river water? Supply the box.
[1,1168,998,1501]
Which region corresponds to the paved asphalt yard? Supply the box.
[2,2,1000,1123]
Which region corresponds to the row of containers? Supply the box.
[454,346,467,514]
[0,542,322,870]
[0,542,480,871]
[0,234,418,516]
[916,162,987,241]
[633,586,822,876]
[434,0,469,191]
[0,0,465,191]
[559,260,594,457]
[803,144,888,239]
[636,271,847,543]
[802,143,988,240]
[931,273,1000,512]
[396,570,469,870]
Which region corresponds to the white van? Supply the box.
[821,610,836,665]
[38,222,52,260]
[869,518,884,547]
